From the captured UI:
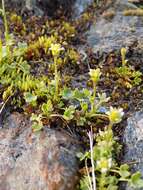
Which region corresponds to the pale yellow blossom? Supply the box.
[50,43,64,57]
[97,157,112,173]
[89,68,101,83]
[106,107,124,124]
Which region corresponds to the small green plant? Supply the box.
[61,68,109,126]
[121,47,127,67]
[41,99,53,117]
[24,92,37,107]
[0,0,9,49]
[30,113,43,132]
[29,68,109,130]
[89,68,101,113]
[78,108,143,190]
[116,48,142,88]
[63,105,75,121]
[0,1,31,112]
[49,43,64,102]
[0,0,15,58]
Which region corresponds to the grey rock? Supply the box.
[73,0,93,18]
[87,0,143,53]
[0,112,80,190]
[3,0,93,17]
[122,111,143,190]
[3,0,75,16]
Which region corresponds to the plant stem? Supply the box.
[88,128,96,190]
[54,56,59,101]
[110,169,120,174]
[108,122,113,130]
[91,82,96,113]
[2,0,8,40]
[99,173,106,189]
[2,0,9,54]
[85,158,92,190]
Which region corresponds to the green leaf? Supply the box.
[30,114,43,132]
[30,113,42,122]
[80,176,91,190]
[73,89,85,101]
[6,35,14,46]
[17,58,30,74]
[2,46,7,58]
[76,116,86,126]
[76,152,85,160]
[107,184,118,190]
[57,101,64,108]
[41,100,53,116]
[21,62,30,74]
[24,92,37,103]
[79,151,90,161]
[61,88,72,100]
[93,146,100,160]
[63,106,75,121]
[106,176,118,185]
[119,164,130,178]
[83,89,91,97]
[32,122,43,132]
[80,102,88,112]
[2,85,13,101]
[130,172,143,188]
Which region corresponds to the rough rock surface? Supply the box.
[3,0,93,17]
[4,0,75,16]
[5,0,93,18]
[122,112,143,190]
[87,0,143,53]
[0,112,80,190]
[73,0,93,17]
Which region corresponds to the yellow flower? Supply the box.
[106,107,124,124]
[121,47,127,57]
[49,43,64,57]
[121,47,128,66]
[97,157,112,173]
[89,68,101,83]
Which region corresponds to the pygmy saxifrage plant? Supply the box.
[78,108,143,190]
